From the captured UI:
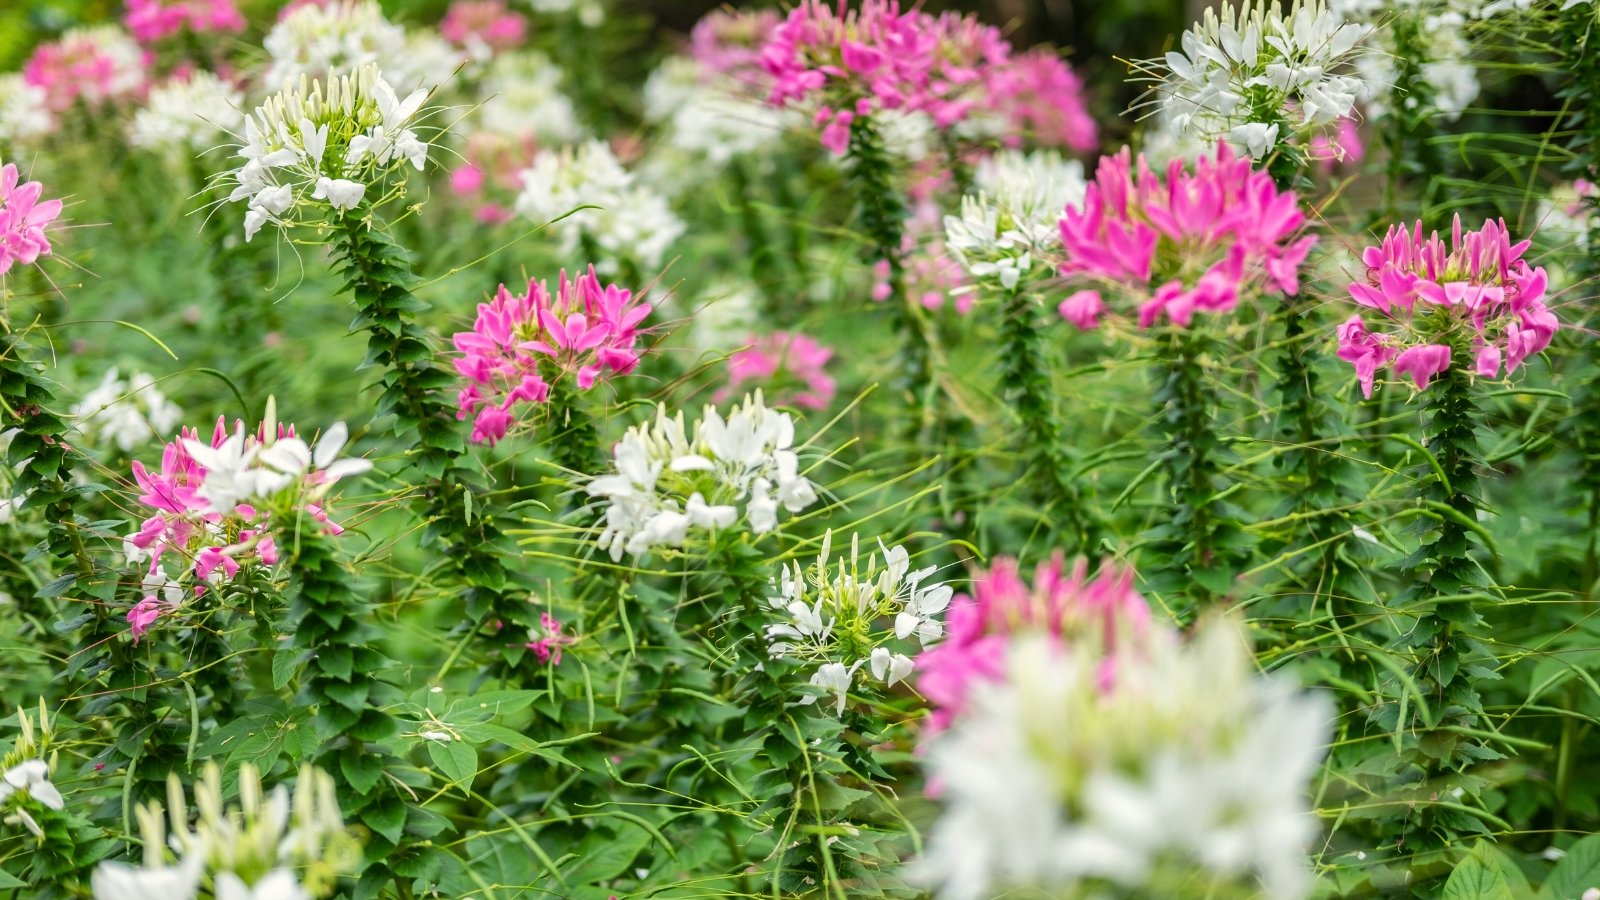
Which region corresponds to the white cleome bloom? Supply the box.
[263,0,407,87]
[0,759,65,811]
[71,369,184,453]
[916,619,1332,900]
[477,51,584,144]
[90,856,203,900]
[586,392,819,560]
[221,63,431,240]
[513,140,684,274]
[1138,0,1370,157]
[1334,0,1479,122]
[0,75,54,145]
[130,72,243,155]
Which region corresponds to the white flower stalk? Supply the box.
[130,72,243,155]
[219,63,431,240]
[765,531,951,714]
[92,763,358,900]
[1136,0,1370,160]
[586,392,819,561]
[70,369,183,453]
[917,617,1331,900]
[0,76,53,146]
[513,140,684,274]
[948,150,1088,291]
[1334,1,1479,123]
[477,51,583,143]
[263,0,407,88]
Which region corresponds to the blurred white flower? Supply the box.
[263,0,406,87]
[477,51,583,144]
[0,759,64,811]
[71,369,183,454]
[131,72,242,155]
[514,140,684,274]
[0,76,54,146]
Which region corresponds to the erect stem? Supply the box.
[997,284,1096,552]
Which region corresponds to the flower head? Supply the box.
[263,0,406,87]
[70,369,183,453]
[0,76,55,146]
[1056,142,1316,329]
[23,26,148,112]
[1338,215,1556,397]
[124,0,246,43]
[0,164,64,277]
[441,0,529,58]
[987,49,1098,154]
[716,331,836,411]
[452,267,651,445]
[586,392,820,560]
[513,140,683,275]
[130,71,243,155]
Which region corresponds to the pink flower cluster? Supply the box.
[915,555,1151,732]
[441,0,529,54]
[1338,216,1555,397]
[0,164,64,277]
[524,612,577,664]
[449,132,537,225]
[716,331,836,411]
[124,0,246,43]
[453,267,652,445]
[988,49,1097,155]
[24,29,148,112]
[759,0,1009,153]
[1309,116,1365,175]
[690,8,781,87]
[1056,142,1316,330]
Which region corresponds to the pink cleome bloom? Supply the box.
[915,555,1151,733]
[0,164,64,276]
[716,331,837,411]
[1056,141,1316,331]
[524,612,578,664]
[691,8,782,89]
[1309,116,1364,175]
[440,0,529,54]
[453,267,652,445]
[987,48,1097,155]
[123,416,347,642]
[1338,216,1556,397]
[448,131,538,225]
[760,0,1010,154]
[124,0,247,43]
[24,28,149,112]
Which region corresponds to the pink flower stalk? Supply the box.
[24,29,149,112]
[441,0,529,54]
[0,165,64,276]
[453,267,652,445]
[691,9,782,88]
[915,555,1151,732]
[1339,216,1556,398]
[1056,142,1316,330]
[760,0,1009,153]
[124,0,247,43]
[524,612,577,664]
[716,331,837,411]
[988,49,1097,154]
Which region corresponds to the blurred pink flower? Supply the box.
[0,164,64,276]
[1057,141,1315,330]
[1309,116,1364,174]
[691,8,781,88]
[989,48,1097,154]
[717,331,836,411]
[452,267,652,445]
[1339,216,1556,395]
[24,28,149,112]
[441,0,528,54]
[125,0,246,43]
[524,612,577,664]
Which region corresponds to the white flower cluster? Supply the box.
[1141,0,1369,159]
[223,63,430,240]
[766,532,952,714]
[526,0,606,28]
[945,149,1088,291]
[263,0,406,88]
[183,419,371,515]
[389,29,466,96]
[514,139,685,274]
[477,51,583,144]
[642,57,787,169]
[587,392,820,561]
[130,72,244,155]
[918,618,1331,900]
[0,76,53,147]
[70,369,184,453]
[1332,0,1480,123]
[92,763,358,900]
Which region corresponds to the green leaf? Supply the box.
[1544,834,1600,899]
[566,822,652,885]
[272,648,299,691]
[428,739,477,787]
[1443,840,1528,900]
[340,748,385,795]
[0,867,27,888]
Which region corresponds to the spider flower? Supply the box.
[1055,142,1316,330]
[124,0,246,43]
[23,26,148,113]
[765,532,952,714]
[441,0,529,57]
[452,267,651,445]
[0,164,64,276]
[916,613,1330,900]
[716,331,836,411]
[264,0,406,87]
[1338,216,1555,397]
[691,8,782,87]
[987,49,1097,154]
[513,140,684,275]
[585,392,820,561]
[218,63,431,240]
[130,70,244,155]
[1136,0,1369,160]
[915,555,1150,732]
